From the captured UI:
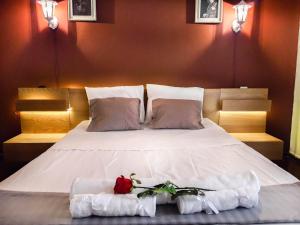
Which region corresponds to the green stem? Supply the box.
[134,186,215,192]
[133,186,155,190]
[175,187,215,192]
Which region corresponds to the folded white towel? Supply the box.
[70,178,169,203]
[70,193,156,218]
[177,186,259,215]
[70,171,260,205]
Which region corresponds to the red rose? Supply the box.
[114,175,133,194]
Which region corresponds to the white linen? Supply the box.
[146,84,204,122]
[70,171,260,203]
[70,194,156,218]
[0,119,297,193]
[85,85,145,122]
[177,186,259,215]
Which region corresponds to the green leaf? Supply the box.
[137,189,156,198]
[130,173,136,177]
[171,189,202,200]
[135,180,209,199]
[134,179,142,184]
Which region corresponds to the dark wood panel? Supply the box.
[3,143,54,163]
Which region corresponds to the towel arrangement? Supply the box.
[70,194,156,218]
[70,171,260,218]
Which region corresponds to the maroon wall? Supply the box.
[0,0,299,154]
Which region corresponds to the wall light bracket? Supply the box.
[38,0,58,30]
[232,0,252,33]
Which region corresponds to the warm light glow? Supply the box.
[219,111,267,121]
[20,111,70,115]
[38,0,58,29]
[220,111,267,115]
[232,0,252,33]
[20,111,71,132]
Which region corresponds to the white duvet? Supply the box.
[0,119,297,193]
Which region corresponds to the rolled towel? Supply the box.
[70,171,260,205]
[70,194,93,218]
[70,193,156,218]
[177,186,259,215]
[70,177,169,203]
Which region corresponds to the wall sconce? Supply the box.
[38,0,58,29]
[232,0,252,33]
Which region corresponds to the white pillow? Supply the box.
[146,84,204,123]
[85,85,145,123]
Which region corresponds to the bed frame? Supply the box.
[16,88,271,134]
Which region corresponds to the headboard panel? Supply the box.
[219,88,269,133]
[68,89,89,129]
[17,88,270,133]
[18,88,69,100]
[203,89,221,123]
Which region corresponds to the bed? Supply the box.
[0,118,299,225]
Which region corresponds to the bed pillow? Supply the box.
[87,97,141,132]
[146,84,204,123]
[85,85,145,123]
[149,99,204,129]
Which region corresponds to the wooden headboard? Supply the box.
[17,88,271,134]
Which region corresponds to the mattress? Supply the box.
[0,118,297,193]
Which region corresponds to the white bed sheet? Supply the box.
[0,119,297,193]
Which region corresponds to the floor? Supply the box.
[281,155,300,179]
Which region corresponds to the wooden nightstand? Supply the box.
[230,133,284,160]
[3,133,66,163]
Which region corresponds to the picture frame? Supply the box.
[195,0,223,24]
[68,0,97,21]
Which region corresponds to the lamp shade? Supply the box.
[38,0,58,29]
[233,0,252,24]
[38,0,57,20]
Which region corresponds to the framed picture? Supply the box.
[195,0,223,23]
[68,0,97,21]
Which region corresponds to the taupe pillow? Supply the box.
[149,99,204,129]
[87,97,142,132]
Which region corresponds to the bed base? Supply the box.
[0,183,299,225]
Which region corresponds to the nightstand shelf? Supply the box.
[230,133,283,160]
[3,133,66,163]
